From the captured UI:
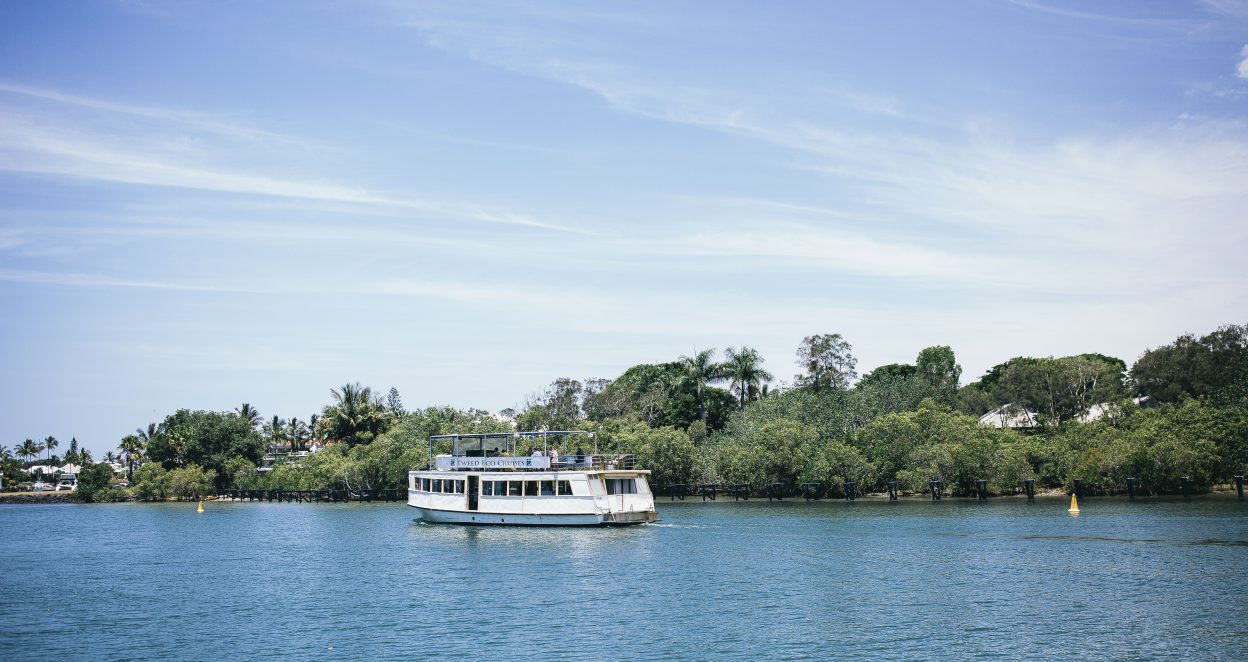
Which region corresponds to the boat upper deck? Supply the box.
[422,431,640,473]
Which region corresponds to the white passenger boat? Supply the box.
[408,431,657,526]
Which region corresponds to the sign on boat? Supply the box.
[408,431,658,526]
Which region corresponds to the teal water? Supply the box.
[2,497,1246,660]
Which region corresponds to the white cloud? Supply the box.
[0,268,254,292]
[1238,44,1248,78]
[380,2,1248,306]
[0,86,575,233]
[371,279,566,308]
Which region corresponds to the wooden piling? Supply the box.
[1236,475,1244,500]
[1024,479,1035,500]
[976,479,988,500]
[1126,477,1136,501]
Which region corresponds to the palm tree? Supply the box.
[236,403,263,428]
[119,434,145,481]
[308,413,320,446]
[287,417,310,452]
[18,439,43,467]
[44,436,59,465]
[0,445,14,485]
[136,423,158,446]
[323,382,387,448]
[265,416,288,451]
[722,346,774,411]
[103,451,118,465]
[680,348,725,424]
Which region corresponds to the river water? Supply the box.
[2,496,1245,660]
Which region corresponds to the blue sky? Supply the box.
[2,0,1246,456]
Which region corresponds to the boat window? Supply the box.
[540,481,554,496]
[482,481,493,496]
[454,480,464,494]
[605,478,638,495]
[432,479,442,493]
[525,480,539,496]
[557,480,572,496]
[508,481,522,497]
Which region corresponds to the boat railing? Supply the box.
[426,453,638,471]
[556,454,636,471]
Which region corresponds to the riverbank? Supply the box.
[0,491,77,504]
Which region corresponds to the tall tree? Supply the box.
[287,417,310,452]
[723,346,774,411]
[18,439,42,466]
[236,403,263,429]
[136,423,159,447]
[995,355,1127,425]
[385,387,406,418]
[1131,324,1248,404]
[795,334,857,390]
[0,445,14,485]
[44,436,59,465]
[118,434,145,480]
[916,345,962,402]
[321,383,390,447]
[265,416,288,447]
[680,348,724,424]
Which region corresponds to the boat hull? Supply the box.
[411,505,656,526]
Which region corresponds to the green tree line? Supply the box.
[8,323,1242,501]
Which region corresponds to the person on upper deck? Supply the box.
[574,446,586,466]
[547,446,559,465]
[530,448,543,460]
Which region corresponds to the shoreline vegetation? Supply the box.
[2,323,1246,506]
[5,485,1246,506]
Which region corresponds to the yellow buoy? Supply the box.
[197,499,204,513]
[1068,494,1080,514]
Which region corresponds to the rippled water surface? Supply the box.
[2,497,1246,660]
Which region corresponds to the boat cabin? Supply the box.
[407,431,656,526]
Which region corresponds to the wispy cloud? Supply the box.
[1006,0,1210,30]
[0,85,576,232]
[372,279,567,308]
[0,81,297,144]
[378,1,1248,301]
[1199,0,1248,19]
[1239,44,1248,78]
[0,268,254,293]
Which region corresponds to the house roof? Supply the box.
[978,404,1040,429]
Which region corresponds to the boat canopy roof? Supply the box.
[428,431,596,463]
